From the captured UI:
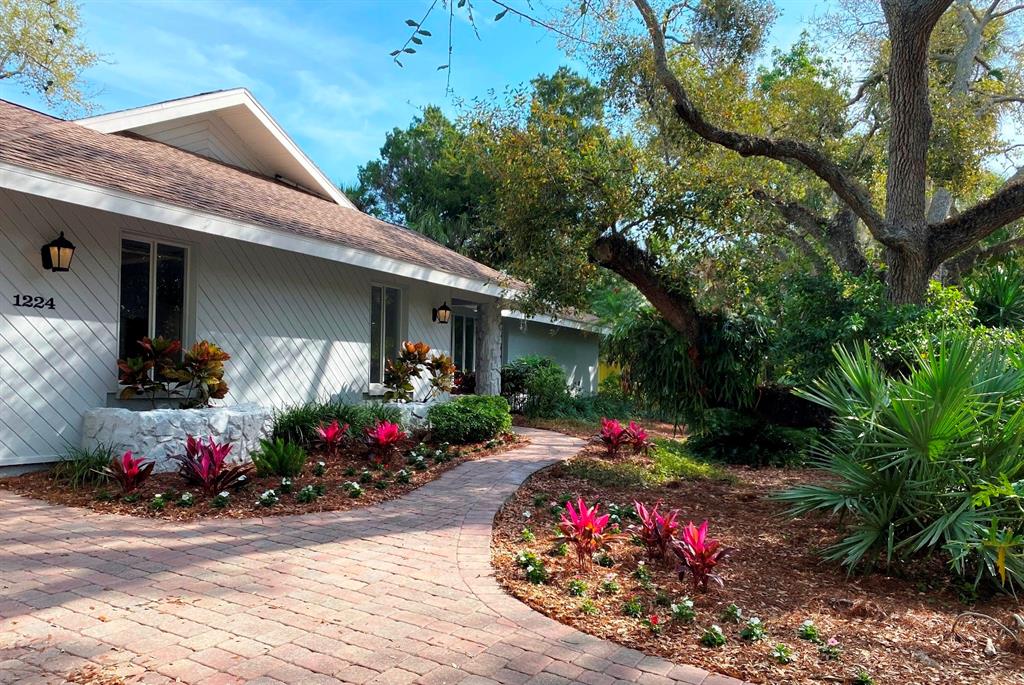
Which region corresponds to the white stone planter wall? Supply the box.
[382,398,447,431]
[81,403,273,472]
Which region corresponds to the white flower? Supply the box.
[523,511,531,519]
[802,619,814,627]
[317,461,325,467]
[217,491,230,498]
[749,618,762,625]
[153,493,163,500]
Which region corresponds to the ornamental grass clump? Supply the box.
[172,435,252,496]
[558,497,613,570]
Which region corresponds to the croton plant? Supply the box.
[383,341,456,402]
[116,337,230,408]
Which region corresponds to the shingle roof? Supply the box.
[0,99,506,286]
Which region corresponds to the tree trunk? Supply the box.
[885,246,934,304]
[824,208,869,276]
[475,301,503,396]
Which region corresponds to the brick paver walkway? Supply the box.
[1,428,745,685]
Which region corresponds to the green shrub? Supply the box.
[686,408,818,467]
[50,443,117,489]
[965,262,1024,328]
[776,337,1024,592]
[271,400,401,446]
[428,396,512,444]
[501,355,569,418]
[252,438,307,477]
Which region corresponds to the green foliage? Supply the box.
[776,337,1024,591]
[563,438,730,487]
[700,624,727,647]
[252,439,307,478]
[0,0,98,111]
[50,443,116,489]
[965,263,1024,328]
[514,550,549,584]
[428,395,511,444]
[271,400,402,446]
[686,408,818,467]
[501,355,569,417]
[622,597,644,618]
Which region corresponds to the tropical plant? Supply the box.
[383,342,459,402]
[252,438,307,478]
[315,419,349,457]
[365,420,407,464]
[775,338,1024,591]
[626,421,652,455]
[51,443,117,489]
[598,418,631,457]
[670,520,731,592]
[632,500,680,560]
[167,340,230,408]
[500,355,569,417]
[271,400,402,446]
[116,336,182,405]
[428,395,512,443]
[171,435,252,496]
[426,353,456,398]
[965,263,1024,328]
[102,450,155,494]
[558,497,613,570]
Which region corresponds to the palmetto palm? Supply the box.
[775,337,1024,590]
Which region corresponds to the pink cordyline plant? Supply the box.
[172,435,251,496]
[626,421,653,455]
[598,418,631,457]
[670,520,732,592]
[316,419,349,456]
[103,450,155,494]
[558,497,613,570]
[365,420,407,464]
[632,500,681,560]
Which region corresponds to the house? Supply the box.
[0,89,601,467]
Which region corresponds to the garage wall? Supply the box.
[502,318,601,395]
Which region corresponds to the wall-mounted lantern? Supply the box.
[41,231,75,272]
[432,301,452,324]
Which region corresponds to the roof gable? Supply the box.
[76,88,353,207]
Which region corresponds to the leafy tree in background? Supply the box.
[0,0,97,111]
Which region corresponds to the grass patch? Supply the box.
[563,439,731,488]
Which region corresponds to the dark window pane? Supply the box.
[154,243,186,350]
[370,286,382,384]
[384,287,401,363]
[465,318,475,372]
[119,239,150,360]
[453,316,464,370]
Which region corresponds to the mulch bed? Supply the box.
[0,434,523,520]
[492,443,1024,685]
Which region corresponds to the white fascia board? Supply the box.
[501,309,607,334]
[76,88,355,209]
[0,160,508,298]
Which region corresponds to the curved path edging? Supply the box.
[0,427,746,685]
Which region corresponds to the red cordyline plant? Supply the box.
[316,419,349,457]
[670,520,732,592]
[102,450,155,494]
[365,420,407,464]
[632,501,681,560]
[558,497,613,570]
[172,435,252,496]
[598,418,632,457]
[626,421,653,455]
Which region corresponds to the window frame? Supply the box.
[451,312,477,372]
[368,283,405,392]
[116,232,193,369]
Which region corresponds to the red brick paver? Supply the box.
[0,428,748,684]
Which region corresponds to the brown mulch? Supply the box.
[492,444,1024,685]
[0,434,523,520]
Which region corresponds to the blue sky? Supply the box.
[0,0,824,186]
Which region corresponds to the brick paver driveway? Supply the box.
[1,428,744,685]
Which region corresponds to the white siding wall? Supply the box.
[502,319,600,395]
[132,113,269,173]
[0,190,464,465]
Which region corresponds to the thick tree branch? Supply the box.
[590,231,701,342]
[929,181,1024,263]
[630,0,891,243]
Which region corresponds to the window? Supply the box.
[452,314,476,372]
[370,285,402,384]
[118,238,188,360]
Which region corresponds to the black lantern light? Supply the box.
[41,231,75,272]
[432,301,452,324]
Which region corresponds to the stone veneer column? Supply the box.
[475,301,503,396]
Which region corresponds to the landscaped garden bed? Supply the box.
[491,431,1024,685]
[2,394,518,520]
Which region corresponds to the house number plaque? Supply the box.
[11,294,56,310]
